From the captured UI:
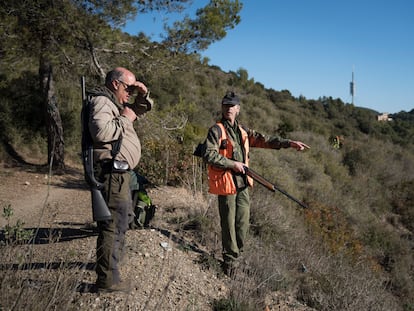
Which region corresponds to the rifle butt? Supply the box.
[91,188,112,221]
[245,167,276,192]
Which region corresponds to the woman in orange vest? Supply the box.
[202,91,310,276]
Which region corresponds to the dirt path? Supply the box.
[0,166,91,228]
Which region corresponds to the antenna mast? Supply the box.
[350,66,355,105]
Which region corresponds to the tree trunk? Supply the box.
[39,57,65,171]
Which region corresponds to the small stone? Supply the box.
[160,242,172,251]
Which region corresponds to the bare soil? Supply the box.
[0,164,314,311]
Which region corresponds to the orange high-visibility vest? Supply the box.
[208,122,253,195]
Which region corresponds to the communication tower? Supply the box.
[350,67,355,105]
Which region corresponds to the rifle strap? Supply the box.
[111,136,122,158]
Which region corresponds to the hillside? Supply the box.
[1,85,414,310]
[0,164,317,310]
[1,5,413,308]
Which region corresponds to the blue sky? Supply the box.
[123,0,414,113]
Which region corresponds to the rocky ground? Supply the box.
[0,164,314,311]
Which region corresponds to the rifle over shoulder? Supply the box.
[80,76,112,221]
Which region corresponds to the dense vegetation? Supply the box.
[1,1,413,310]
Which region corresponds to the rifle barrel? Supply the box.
[81,76,86,103]
[245,166,308,209]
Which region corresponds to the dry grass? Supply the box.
[0,240,93,310]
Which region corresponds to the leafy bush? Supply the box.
[2,204,34,245]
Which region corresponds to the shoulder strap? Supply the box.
[214,122,225,140]
[239,123,249,133]
[111,137,123,158]
[216,122,248,139]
